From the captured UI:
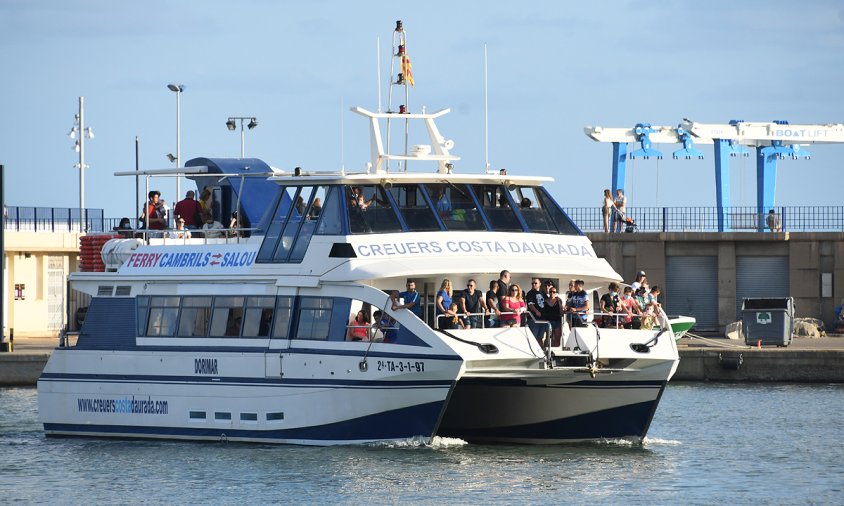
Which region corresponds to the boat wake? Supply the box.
[363,436,468,449]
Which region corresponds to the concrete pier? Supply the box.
[674,336,844,382]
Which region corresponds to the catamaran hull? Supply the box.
[38,349,459,446]
[437,365,674,444]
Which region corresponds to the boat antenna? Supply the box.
[340,96,345,173]
[135,136,140,224]
[484,44,491,174]
[376,37,382,113]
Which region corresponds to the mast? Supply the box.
[386,20,413,172]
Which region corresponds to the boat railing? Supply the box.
[589,310,662,330]
[435,311,517,329]
[125,227,259,245]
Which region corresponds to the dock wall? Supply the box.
[589,231,844,334]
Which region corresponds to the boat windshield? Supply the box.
[256,182,581,263]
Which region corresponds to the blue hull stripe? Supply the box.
[39,373,454,388]
[44,401,445,442]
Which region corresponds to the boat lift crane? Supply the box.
[585,120,844,231]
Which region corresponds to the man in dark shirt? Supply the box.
[496,270,510,311]
[525,277,547,337]
[458,279,487,329]
[486,280,502,328]
[174,190,202,229]
[599,282,622,328]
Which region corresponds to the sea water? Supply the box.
[2,383,841,504]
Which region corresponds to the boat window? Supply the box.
[257,186,297,262]
[471,185,523,231]
[295,297,333,340]
[177,296,212,337]
[241,296,276,337]
[315,186,342,235]
[389,184,440,232]
[289,186,327,262]
[347,185,402,234]
[536,187,581,235]
[146,296,180,336]
[209,296,245,337]
[273,187,314,262]
[272,296,294,338]
[137,296,150,337]
[423,183,487,231]
[510,186,556,233]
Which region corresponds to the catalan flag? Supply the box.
[402,54,414,86]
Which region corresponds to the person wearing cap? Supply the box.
[564,279,590,328]
[631,271,647,292]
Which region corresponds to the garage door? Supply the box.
[735,256,789,320]
[666,256,719,331]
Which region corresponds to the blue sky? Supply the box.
[2,0,843,218]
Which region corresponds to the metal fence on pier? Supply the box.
[563,206,844,233]
[3,206,106,232]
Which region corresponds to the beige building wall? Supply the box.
[4,231,82,337]
[590,232,844,334]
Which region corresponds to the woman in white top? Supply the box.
[602,189,616,233]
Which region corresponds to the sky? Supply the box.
[2,0,843,219]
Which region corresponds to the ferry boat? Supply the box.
[38,23,682,445]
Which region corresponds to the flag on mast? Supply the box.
[402,54,414,86]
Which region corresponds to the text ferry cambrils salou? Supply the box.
[38,21,682,445]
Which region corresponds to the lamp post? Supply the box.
[226,117,258,158]
[68,96,94,232]
[167,84,185,201]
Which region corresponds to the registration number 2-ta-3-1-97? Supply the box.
[376,360,425,373]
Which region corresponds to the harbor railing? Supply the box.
[6,205,844,234]
[562,206,844,233]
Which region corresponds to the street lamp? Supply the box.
[167,83,185,200]
[69,96,94,232]
[226,116,258,158]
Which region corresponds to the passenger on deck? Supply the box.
[140,191,167,230]
[114,217,133,238]
[496,270,510,312]
[599,282,622,328]
[540,283,564,347]
[500,284,526,327]
[641,302,658,330]
[432,186,452,217]
[392,279,422,319]
[435,279,453,328]
[166,217,192,239]
[440,302,466,330]
[648,285,662,309]
[631,271,647,292]
[485,280,502,328]
[372,310,398,343]
[525,277,547,338]
[564,279,590,328]
[346,310,371,341]
[201,212,225,239]
[520,197,531,209]
[619,286,643,329]
[174,190,202,229]
[310,198,322,219]
[458,279,487,329]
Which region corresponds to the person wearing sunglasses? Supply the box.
[500,284,526,327]
[458,279,487,329]
[540,284,564,347]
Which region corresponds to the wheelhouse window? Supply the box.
[388,184,440,232]
[295,297,333,340]
[315,186,342,235]
[424,183,487,231]
[534,187,581,235]
[509,186,556,233]
[273,186,314,262]
[471,185,523,232]
[257,187,298,262]
[347,185,402,234]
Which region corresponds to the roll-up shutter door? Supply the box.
[666,256,719,331]
[735,256,789,320]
